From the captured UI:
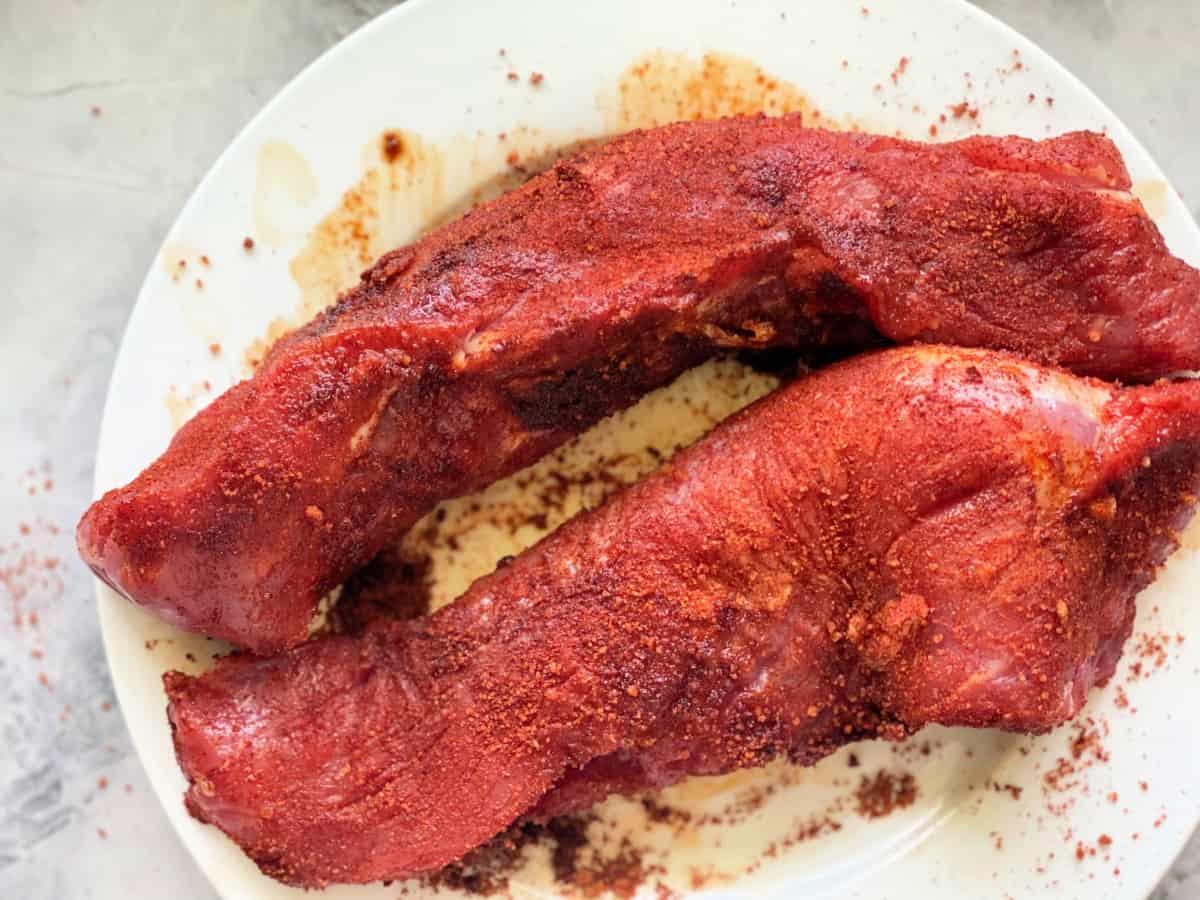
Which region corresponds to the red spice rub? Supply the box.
[166,346,1200,886]
[81,117,1200,653]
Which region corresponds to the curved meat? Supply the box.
[81,116,1200,651]
[165,346,1200,886]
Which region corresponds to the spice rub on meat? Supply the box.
[166,346,1200,886]
[81,116,1200,652]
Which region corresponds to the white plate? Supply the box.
[92,0,1200,897]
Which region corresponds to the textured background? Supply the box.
[1,1,1197,897]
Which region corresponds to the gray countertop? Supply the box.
[1,1,1197,897]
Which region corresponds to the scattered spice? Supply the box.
[889,56,909,85]
[506,72,518,82]
[948,101,979,120]
[418,814,661,898]
[991,782,1023,801]
[1042,717,1112,817]
[209,343,221,356]
[853,770,917,819]
[2,515,65,634]
[1126,631,1177,680]
[330,544,433,632]
[242,236,255,251]
[530,72,544,86]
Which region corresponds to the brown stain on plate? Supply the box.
[402,359,780,607]
[598,50,857,132]
[160,241,205,281]
[246,129,449,369]
[164,380,214,432]
[245,126,585,370]
[291,129,446,306]
[1181,515,1200,552]
[252,140,318,248]
[1132,179,1169,221]
[246,50,858,371]
[160,241,230,350]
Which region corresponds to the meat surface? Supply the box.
[166,346,1200,886]
[81,116,1200,652]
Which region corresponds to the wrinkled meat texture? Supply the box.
[80,117,1200,651]
[166,346,1200,886]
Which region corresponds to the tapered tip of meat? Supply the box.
[164,626,541,886]
[1046,376,1200,713]
[850,130,1200,382]
[1078,245,1200,382]
[76,500,127,598]
[165,665,305,884]
[77,491,191,629]
[78,492,307,653]
[1091,377,1200,559]
[865,352,1200,733]
[165,657,349,887]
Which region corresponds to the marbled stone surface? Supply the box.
[0,1,1196,897]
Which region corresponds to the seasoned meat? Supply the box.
[81,117,1200,651]
[166,346,1200,885]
